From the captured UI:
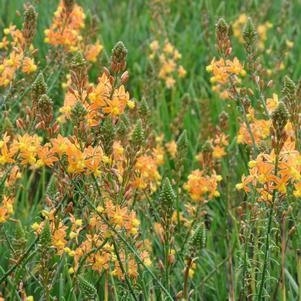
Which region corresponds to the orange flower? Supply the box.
[134,155,161,192]
[237,146,301,201]
[10,134,42,167]
[51,221,67,255]
[51,135,72,157]
[83,146,103,176]
[44,1,85,50]
[212,145,226,159]
[37,144,58,167]
[85,41,103,62]
[103,98,122,116]
[65,144,86,174]
[22,57,37,73]
[237,110,271,145]
[0,133,15,165]
[184,170,221,201]
[0,195,14,223]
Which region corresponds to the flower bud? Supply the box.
[63,0,75,15]
[23,4,38,45]
[243,17,257,46]
[78,275,97,299]
[272,101,289,131]
[111,41,128,73]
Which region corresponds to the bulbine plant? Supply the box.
[0,0,301,300]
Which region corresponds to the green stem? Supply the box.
[257,150,279,300]
[113,240,138,301]
[0,237,39,284]
[297,250,301,301]
[229,77,258,156]
[183,257,192,300]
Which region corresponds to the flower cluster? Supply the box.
[184,170,222,202]
[236,142,301,201]
[206,57,246,99]
[0,22,37,87]
[45,1,103,61]
[237,108,271,145]
[1,2,301,300]
[149,39,186,88]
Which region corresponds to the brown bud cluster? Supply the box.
[63,0,75,16]
[23,3,38,46]
[271,101,289,152]
[215,18,232,57]
[111,41,128,73]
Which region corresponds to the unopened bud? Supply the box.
[272,101,289,133]
[23,4,38,45]
[63,0,75,15]
[121,71,129,84]
[111,41,128,72]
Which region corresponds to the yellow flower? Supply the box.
[236,183,243,190]
[31,222,40,231]
[127,100,135,109]
[69,231,77,239]
[75,219,82,226]
[248,160,257,168]
[85,41,103,62]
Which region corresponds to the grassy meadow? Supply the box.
[1,0,301,300]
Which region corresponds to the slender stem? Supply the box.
[297,250,301,301]
[0,237,39,284]
[105,270,109,301]
[257,150,279,300]
[113,240,138,301]
[240,102,258,155]
[229,77,258,156]
[183,257,192,300]
[255,81,270,118]
[281,214,286,301]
